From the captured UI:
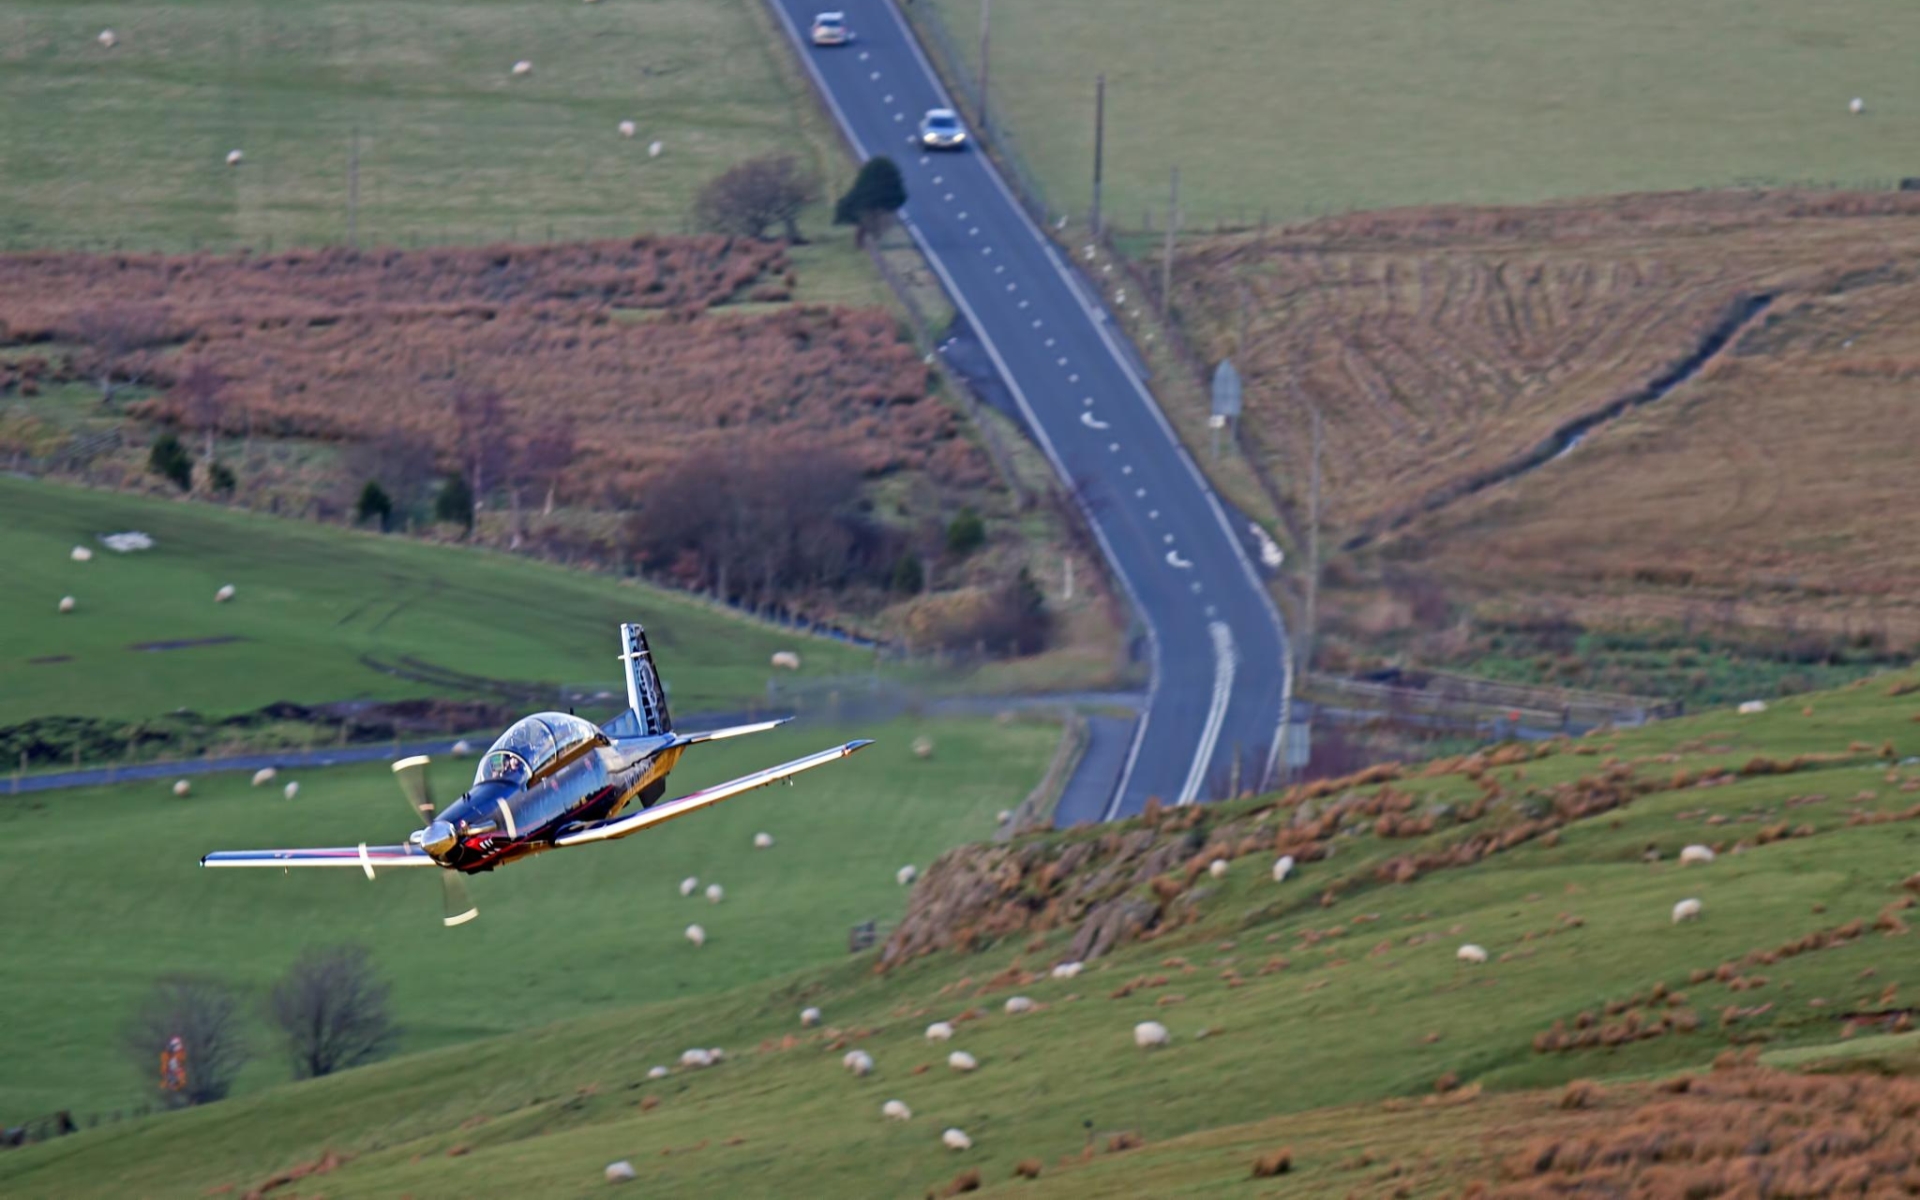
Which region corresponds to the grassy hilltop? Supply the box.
[6,669,1918,1196]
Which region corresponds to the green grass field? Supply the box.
[0,476,876,725]
[0,715,1058,1119]
[6,670,1918,1196]
[918,0,1920,229]
[0,0,859,254]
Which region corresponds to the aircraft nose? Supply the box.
[420,820,457,859]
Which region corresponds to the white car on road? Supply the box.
[918,108,968,150]
[810,12,851,45]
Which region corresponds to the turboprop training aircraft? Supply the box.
[201,623,870,926]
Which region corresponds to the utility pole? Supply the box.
[1160,166,1179,318]
[978,0,991,132]
[346,125,360,249]
[1063,556,1074,601]
[1306,406,1323,670]
[1090,74,1105,236]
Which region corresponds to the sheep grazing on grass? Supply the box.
[1850,97,1866,115]
[996,809,1013,824]
[225,151,243,168]
[647,1065,669,1080]
[679,876,699,897]
[678,1048,714,1069]
[283,781,299,800]
[1208,858,1229,880]
[753,832,774,849]
[897,864,918,886]
[97,29,117,49]
[770,650,801,670]
[941,1128,972,1151]
[1273,855,1295,883]
[1133,1020,1169,1048]
[705,883,724,904]
[843,1049,874,1076]
[70,546,92,562]
[605,1160,636,1183]
[800,1006,822,1028]
[172,779,192,797]
[1052,961,1083,980]
[1673,898,1703,924]
[947,1050,978,1073]
[685,923,706,948]
[215,584,236,602]
[1457,944,1488,965]
[1004,996,1034,1015]
[1737,700,1768,715]
[451,739,474,757]
[511,60,533,76]
[882,1099,912,1121]
[58,596,76,614]
[925,1021,954,1042]
[251,767,278,787]
[618,120,637,138]
[707,1048,726,1063]
[1680,844,1716,866]
[911,736,934,759]
[648,140,664,158]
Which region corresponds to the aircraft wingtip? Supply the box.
[848,739,875,753]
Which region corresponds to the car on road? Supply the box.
[918,108,968,150]
[810,12,851,46]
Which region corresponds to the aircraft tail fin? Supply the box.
[618,623,672,736]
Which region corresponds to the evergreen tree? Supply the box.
[833,156,907,244]
[356,480,393,531]
[148,433,193,492]
[433,473,473,532]
[207,462,236,496]
[945,506,986,556]
[890,551,925,594]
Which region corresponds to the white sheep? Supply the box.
[648,140,664,158]
[1457,943,1488,965]
[511,60,533,76]
[996,809,1013,824]
[1004,996,1034,1015]
[897,864,918,887]
[770,650,801,670]
[1850,97,1866,115]
[451,739,474,757]
[70,546,93,562]
[647,1065,669,1079]
[1133,1020,1169,1048]
[172,779,192,797]
[618,120,637,138]
[843,1049,874,1076]
[225,151,243,168]
[1208,858,1229,880]
[678,1048,713,1068]
[753,832,774,849]
[58,596,76,614]
[1679,844,1716,866]
[1673,898,1703,924]
[882,1099,912,1122]
[707,1047,726,1063]
[97,29,117,49]
[215,584,236,602]
[1737,700,1767,715]
[800,1006,822,1028]
[679,876,699,897]
[911,736,934,759]
[942,1128,972,1151]
[251,767,278,787]
[283,781,299,800]
[605,1161,636,1183]
[1273,854,1296,882]
[705,883,724,904]
[685,923,706,947]
[945,1049,977,1072]
[1051,961,1083,980]
[925,1021,954,1042]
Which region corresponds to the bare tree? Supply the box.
[267,945,398,1080]
[512,415,577,537]
[343,424,439,520]
[695,155,821,242]
[447,381,513,520]
[122,976,250,1108]
[173,359,227,465]
[68,304,171,402]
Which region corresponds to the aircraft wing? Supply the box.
[201,844,442,873]
[554,739,872,847]
[667,717,792,747]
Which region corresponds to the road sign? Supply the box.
[1211,359,1242,419]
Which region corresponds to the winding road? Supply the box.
[766,0,1292,815]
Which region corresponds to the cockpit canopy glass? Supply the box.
[475,712,603,787]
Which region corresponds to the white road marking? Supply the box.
[1163,533,1174,544]
[919,156,930,165]
[1080,412,1110,430]
[1191,581,1204,594]
[958,211,967,219]
[1069,373,1079,382]
[884,94,893,102]
[895,113,904,121]
[870,71,881,80]
[1018,299,1029,308]
[933,176,942,184]
[1109,442,1120,451]
[944,192,954,201]
[1250,522,1284,569]
[984,247,994,255]
[1177,623,1238,806]
[1121,464,1133,474]
[1205,604,1216,617]
[970,227,979,235]
[1135,488,1146,497]
[1057,356,1068,365]
[993,262,1003,270]
[1045,338,1055,347]
[860,51,869,60]
[1033,319,1043,328]
[1149,510,1160,520]
[1082,396,1094,406]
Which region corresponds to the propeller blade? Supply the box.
[391,756,436,824]
[441,870,478,927]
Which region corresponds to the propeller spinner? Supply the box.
[391,755,479,928]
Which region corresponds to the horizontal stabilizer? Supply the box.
[668,717,791,747]
[554,739,872,847]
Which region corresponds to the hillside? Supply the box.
[1164,190,1920,700]
[8,669,1919,1196]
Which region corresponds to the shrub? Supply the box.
[356,480,394,531]
[122,976,250,1107]
[891,551,925,594]
[696,154,819,241]
[207,461,236,496]
[267,945,398,1080]
[945,507,986,556]
[434,473,473,531]
[834,156,907,243]
[148,432,192,491]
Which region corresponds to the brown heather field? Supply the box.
[0,241,986,504]
[1167,190,1920,659]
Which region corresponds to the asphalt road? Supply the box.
[768,0,1292,816]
